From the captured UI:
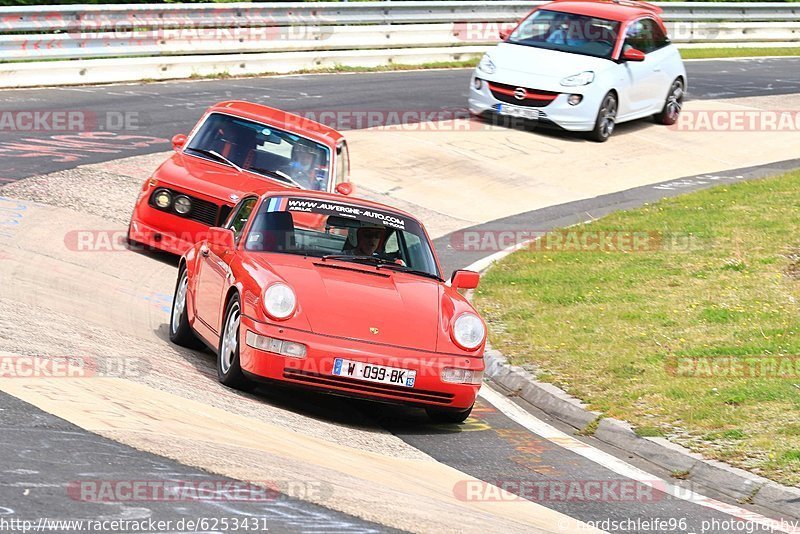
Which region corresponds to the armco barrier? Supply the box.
[0,2,797,87]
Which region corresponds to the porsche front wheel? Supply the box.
[426,404,474,424]
[169,268,203,349]
[218,294,256,391]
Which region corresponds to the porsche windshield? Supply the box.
[185,113,332,191]
[243,197,441,279]
[507,9,620,59]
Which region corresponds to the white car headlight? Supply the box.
[452,313,486,350]
[263,283,296,320]
[560,71,595,87]
[477,54,496,75]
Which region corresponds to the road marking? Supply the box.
[479,384,800,534]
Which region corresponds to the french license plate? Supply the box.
[332,358,416,388]
[497,103,540,120]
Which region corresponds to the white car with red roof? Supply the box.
[469,0,687,141]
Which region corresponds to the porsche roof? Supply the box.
[543,0,663,22]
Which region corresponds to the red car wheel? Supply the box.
[169,268,204,349]
[218,294,256,392]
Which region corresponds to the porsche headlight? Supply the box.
[477,54,496,75]
[560,71,595,87]
[153,189,172,209]
[263,283,296,320]
[452,313,485,351]
[173,195,192,215]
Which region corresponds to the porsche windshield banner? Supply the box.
[269,196,416,232]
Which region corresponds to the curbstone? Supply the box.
[484,347,599,430]
[753,483,800,516]
[483,344,800,519]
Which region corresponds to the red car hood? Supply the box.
[252,254,441,351]
[155,152,289,203]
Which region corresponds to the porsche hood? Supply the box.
[254,255,442,351]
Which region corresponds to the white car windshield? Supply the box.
[185,112,331,191]
[243,196,441,280]
[508,9,620,59]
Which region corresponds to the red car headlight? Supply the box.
[263,282,296,320]
[451,312,485,351]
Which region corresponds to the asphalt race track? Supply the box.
[1,58,800,533]
[0,57,798,181]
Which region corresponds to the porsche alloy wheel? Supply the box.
[655,78,684,126]
[218,295,255,391]
[588,92,617,142]
[169,268,203,349]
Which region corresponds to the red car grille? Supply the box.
[283,368,455,405]
[488,81,559,108]
[188,196,220,226]
[149,188,221,227]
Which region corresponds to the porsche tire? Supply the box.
[169,268,204,349]
[218,294,256,392]
[426,404,473,424]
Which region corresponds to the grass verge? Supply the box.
[680,47,800,59]
[474,170,800,486]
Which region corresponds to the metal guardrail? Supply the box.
[0,2,798,62]
[0,2,796,88]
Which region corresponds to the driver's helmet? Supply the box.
[346,222,386,250]
[291,142,323,170]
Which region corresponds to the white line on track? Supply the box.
[479,384,800,534]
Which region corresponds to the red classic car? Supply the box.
[128,101,353,255]
[169,190,486,423]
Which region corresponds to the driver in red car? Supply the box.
[343,224,408,265]
[345,224,386,256]
[279,143,327,190]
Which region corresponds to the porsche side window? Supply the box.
[227,197,257,242]
[384,231,399,254]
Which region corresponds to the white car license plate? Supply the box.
[497,104,540,120]
[332,358,416,388]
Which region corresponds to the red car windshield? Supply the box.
[508,9,620,59]
[243,197,441,279]
[185,112,332,191]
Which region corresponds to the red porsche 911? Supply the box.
[169,190,486,423]
[128,101,353,256]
